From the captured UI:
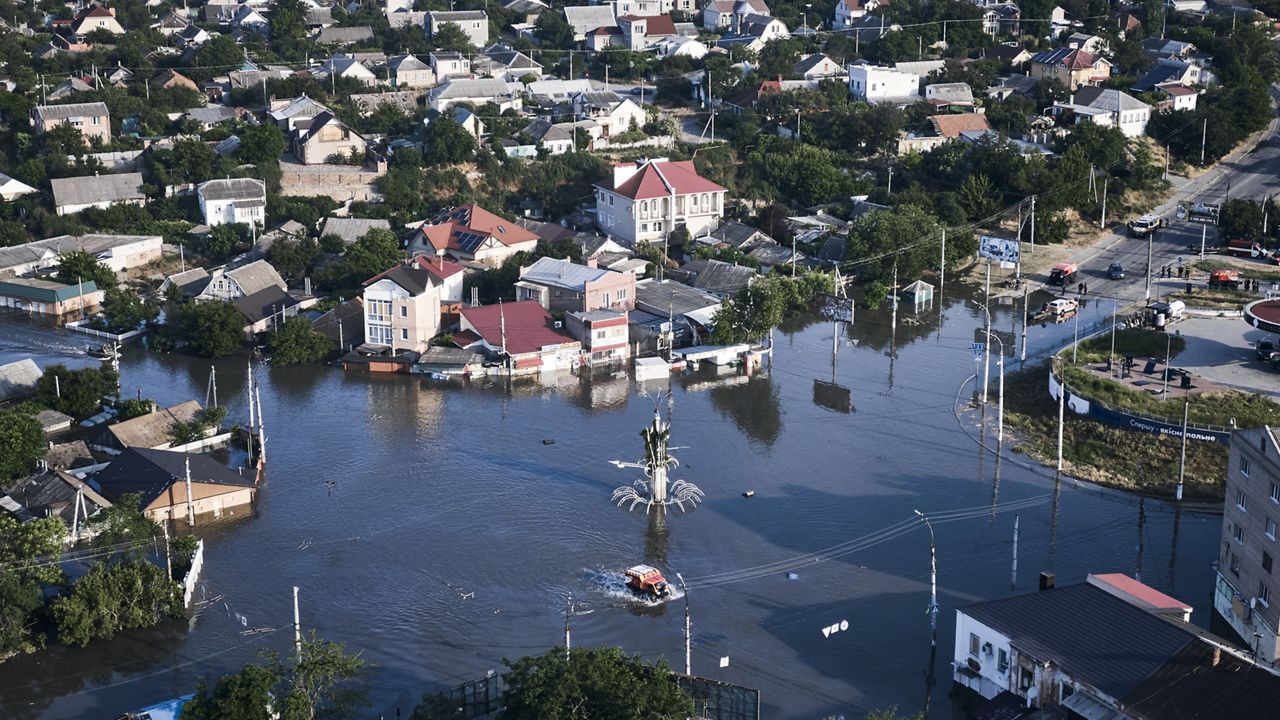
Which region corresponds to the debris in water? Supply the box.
[542,439,555,445]
[787,573,799,581]
[743,490,755,498]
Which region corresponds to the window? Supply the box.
[1231,553,1241,576]
[997,648,1009,673]
[602,292,611,306]
[1265,552,1273,574]
[1270,483,1278,503]
[1243,458,1252,477]
[617,288,627,300]
[400,305,408,318]
[400,328,409,341]
[1270,519,1278,540]
[969,633,980,657]
[1239,492,1249,512]
[1235,524,1245,544]
[595,330,606,339]
[1019,667,1033,691]
[640,223,648,233]
[1261,583,1271,607]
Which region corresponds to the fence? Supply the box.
[64,318,147,342]
[181,539,205,607]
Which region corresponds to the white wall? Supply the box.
[953,610,1014,701]
[848,66,919,102]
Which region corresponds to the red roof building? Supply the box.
[406,204,539,267]
[595,158,728,246]
[457,300,581,372]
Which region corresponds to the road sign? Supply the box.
[972,342,985,363]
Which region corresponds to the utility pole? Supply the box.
[914,511,938,647]
[255,384,266,464]
[997,344,1005,444]
[795,109,801,143]
[1200,224,1206,259]
[1020,286,1028,363]
[1010,514,1019,590]
[887,166,893,195]
[1163,332,1173,397]
[1100,178,1108,228]
[1110,299,1118,378]
[293,585,302,657]
[939,228,946,301]
[162,521,172,580]
[982,263,991,404]
[1200,118,1207,165]
[564,594,572,659]
[184,457,195,527]
[1177,396,1190,501]
[677,573,691,675]
[1146,229,1155,300]
[1072,309,1079,364]
[1056,374,1066,472]
[1029,195,1036,251]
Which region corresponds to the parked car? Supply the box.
[1108,263,1126,280]
[1258,339,1277,361]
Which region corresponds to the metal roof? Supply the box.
[92,447,255,510]
[320,217,390,245]
[198,178,266,202]
[0,358,42,402]
[33,101,109,121]
[520,256,611,292]
[0,277,98,303]
[430,9,488,20]
[315,25,374,43]
[634,279,720,317]
[50,172,144,209]
[106,400,203,449]
[224,260,287,297]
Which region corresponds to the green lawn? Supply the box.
[1074,328,1185,365]
[1060,364,1280,428]
[1193,258,1280,280]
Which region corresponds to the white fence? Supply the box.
[64,318,147,342]
[181,538,205,607]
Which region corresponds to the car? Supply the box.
[1108,263,1125,280]
[1258,339,1277,361]
[630,86,647,95]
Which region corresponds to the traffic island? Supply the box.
[1245,298,1280,334]
[999,329,1280,501]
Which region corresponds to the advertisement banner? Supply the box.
[814,294,854,322]
[978,235,1020,264]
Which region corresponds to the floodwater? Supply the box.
[0,289,1223,719]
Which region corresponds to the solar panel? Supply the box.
[455,231,488,252]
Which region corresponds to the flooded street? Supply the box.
[0,289,1222,719]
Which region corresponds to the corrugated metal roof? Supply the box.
[0,277,98,303]
[34,101,109,121]
[198,177,266,202]
[50,172,144,209]
[106,400,203,449]
[520,256,610,291]
[0,358,42,402]
[92,447,255,510]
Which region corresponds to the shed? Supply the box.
[900,279,934,312]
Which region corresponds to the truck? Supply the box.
[1049,262,1078,286]
[1128,214,1164,237]
[1208,269,1240,290]
[1226,239,1264,258]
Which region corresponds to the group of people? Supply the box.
[1158,265,1189,279]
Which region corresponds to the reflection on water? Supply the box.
[707,374,781,447]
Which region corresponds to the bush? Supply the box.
[267,317,331,365]
[35,365,117,419]
[51,560,183,647]
[0,408,44,481]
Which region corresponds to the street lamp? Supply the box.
[677,573,691,675]
[914,510,938,647]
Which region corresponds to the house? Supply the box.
[834,0,887,29]
[315,56,378,86]
[406,204,539,266]
[427,10,489,47]
[703,0,770,32]
[349,92,419,117]
[155,10,191,36]
[633,279,720,341]
[0,359,43,403]
[50,172,145,216]
[234,286,306,339]
[615,14,680,50]
[455,300,581,373]
[429,51,472,81]
[1132,58,1203,92]
[31,102,111,145]
[574,91,646,137]
[291,112,367,165]
[319,216,391,246]
[1053,87,1150,137]
[1157,82,1199,112]
[151,69,198,92]
[389,54,435,88]
[984,42,1032,66]
[480,44,543,81]
[1064,32,1106,54]
[47,76,93,101]
[594,158,728,246]
[314,25,374,46]
[794,53,844,79]
[955,575,1280,717]
[0,278,101,318]
[1215,426,1280,663]
[452,107,486,138]
[654,35,708,58]
[0,172,37,201]
[177,23,211,48]
[981,2,1019,37]
[693,220,775,254]
[924,82,975,110]
[269,95,330,131]
[196,259,287,302]
[565,5,617,40]
[986,74,1038,100]
[565,309,630,365]
[716,13,789,51]
[522,119,587,155]
[230,4,270,33]
[71,5,125,35]
[680,258,757,297]
[1141,37,1198,61]
[428,78,522,114]
[1028,47,1111,91]
[847,64,920,104]
[515,256,636,313]
[929,112,993,139]
[1,469,111,528]
[197,178,267,227]
[90,447,256,522]
[96,400,205,453]
[160,268,212,299]
[0,233,162,278]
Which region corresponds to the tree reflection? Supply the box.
[708,376,781,447]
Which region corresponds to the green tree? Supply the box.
[88,492,160,550]
[194,35,246,82]
[269,0,308,40]
[0,408,44,481]
[116,397,155,421]
[196,225,244,262]
[343,228,404,283]
[0,515,65,654]
[533,10,573,50]
[494,646,692,720]
[184,662,281,720]
[169,407,229,446]
[100,287,158,332]
[35,365,118,418]
[54,250,118,290]
[756,37,803,79]
[956,173,999,221]
[237,123,287,166]
[1220,199,1264,241]
[432,22,475,52]
[866,707,924,720]
[267,317,331,365]
[175,301,245,357]
[51,559,183,647]
[422,118,477,165]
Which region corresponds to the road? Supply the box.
[1044,85,1280,305]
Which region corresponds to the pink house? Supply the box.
[514,256,636,313]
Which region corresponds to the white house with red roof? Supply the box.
[455,300,582,374]
[71,5,126,35]
[405,204,540,266]
[595,158,727,247]
[361,255,466,354]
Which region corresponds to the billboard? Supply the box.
[1177,201,1220,225]
[814,293,854,322]
[978,235,1020,264]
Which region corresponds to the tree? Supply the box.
[0,408,44,481]
[533,10,573,50]
[237,123,286,166]
[0,515,65,654]
[196,224,244,262]
[756,37,802,79]
[494,647,692,720]
[1220,199,1264,241]
[956,173,999,221]
[184,662,280,720]
[170,407,228,446]
[269,0,308,40]
[100,287,158,332]
[422,118,477,165]
[194,35,246,82]
[432,21,475,52]
[343,228,404,283]
[36,365,118,418]
[88,493,161,550]
[866,707,924,720]
[50,559,183,647]
[267,317,331,365]
[175,301,245,357]
[117,397,155,421]
[54,250,117,290]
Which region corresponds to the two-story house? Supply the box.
[565,309,630,366]
[515,256,636,313]
[389,54,436,88]
[197,178,267,227]
[1028,47,1111,91]
[573,91,646,137]
[1052,87,1150,137]
[594,158,728,246]
[361,256,463,353]
[702,0,770,32]
[406,204,539,266]
[196,260,288,302]
[429,51,472,81]
[833,0,886,29]
[847,64,920,103]
[426,10,489,47]
[31,102,111,145]
[291,111,367,165]
[71,5,125,35]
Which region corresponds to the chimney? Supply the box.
[586,256,598,268]
[1039,572,1056,591]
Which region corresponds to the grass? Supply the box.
[1058,363,1280,428]
[1193,258,1280,280]
[1074,328,1185,365]
[1001,362,1229,500]
[1165,288,1253,309]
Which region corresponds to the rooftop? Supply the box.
[603,159,726,201]
[51,172,145,209]
[92,447,255,510]
[33,101,109,120]
[519,256,612,292]
[198,178,266,202]
[459,300,576,355]
[105,400,203,449]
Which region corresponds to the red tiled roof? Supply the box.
[618,14,677,35]
[423,204,538,251]
[460,300,576,355]
[451,329,481,347]
[607,160,726,201]
[1157,82,1196,97]
[930,112,993,138]
[409,253,466,280]
[1065,49,1097,69]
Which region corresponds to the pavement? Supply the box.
[1171,316,1280,398]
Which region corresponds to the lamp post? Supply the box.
[677,573,690,675]
[914,510,938,647]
